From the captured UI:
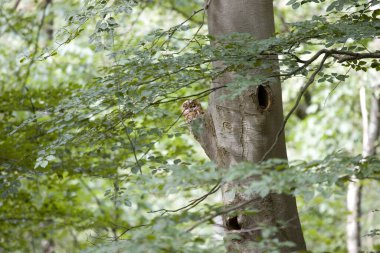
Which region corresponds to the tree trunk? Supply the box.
[347,87,380,253]
[192,1,307,252]
[346,179,362,253]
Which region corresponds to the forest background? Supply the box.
[0,0,380,252]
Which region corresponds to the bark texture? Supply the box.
[192,0,307,252]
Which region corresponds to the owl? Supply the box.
[182,99,204,123]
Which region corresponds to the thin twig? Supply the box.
[151,86,226,105]
[124,124,142,174]
[277,49,328,78]
[160,8,205,50]
[186,197,256,232]
[260,54,329,162]
[79,178,106,215]
[168,0,203,25]
[149,181,221,214]
[14,0,51,118]
[175,5,207,54]
[14,0,21,9]
[123,2,149,47]
[277,49,380,78]
[323,66,352,107]
[21,0,51,90]
[114,224,149,241]
[261,49,380,162]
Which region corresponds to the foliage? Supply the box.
[1,0,380,252]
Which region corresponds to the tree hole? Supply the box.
[226,216,241,230]
[256,85,272,111]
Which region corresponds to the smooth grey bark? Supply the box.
[192,1,307,252]
[347,87,380,253]
[347,178,362,253]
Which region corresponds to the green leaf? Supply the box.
[292,2,301,9]
[40,160,48,168]
[46,155,55,161]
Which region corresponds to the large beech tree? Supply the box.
[189,0,306,251]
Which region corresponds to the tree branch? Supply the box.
[186,197,256,232]
[260,48,380,162]
[261,54,329,162]
[149,182,220,215]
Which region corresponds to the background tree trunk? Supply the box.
[193,0,307,252]
[347,87,380,253]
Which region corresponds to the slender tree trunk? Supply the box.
[347,87,380,253]
[192,1,306,252]
[347,179,362,253]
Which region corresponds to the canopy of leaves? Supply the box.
[0,0,380,252]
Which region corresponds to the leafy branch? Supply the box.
[261,49,380,162]
[149,181,221,215]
